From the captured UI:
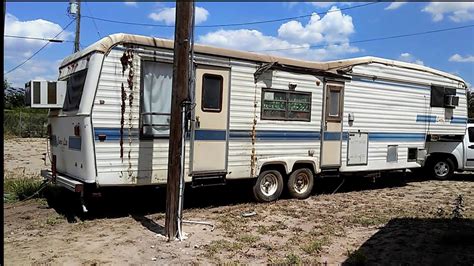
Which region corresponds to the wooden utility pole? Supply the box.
[165,1,193,241]
[74,0,81,52]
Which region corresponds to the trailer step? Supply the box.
[320,169,340,178]
[191,174,227,188]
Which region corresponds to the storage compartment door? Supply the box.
[347,132,368,166]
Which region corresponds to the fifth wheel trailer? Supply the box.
[29,33,468,203]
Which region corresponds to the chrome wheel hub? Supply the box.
[260,174,278,196]
[434,162,449,177]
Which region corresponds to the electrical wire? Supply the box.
[81,2,380,28]
[4,35,72,43]
[4,19,76,76]
[84,1,102,38]
[252,24,474,53]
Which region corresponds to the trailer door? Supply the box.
[465,126,474,169]
[191,66,229,175]
[320,82,344,168]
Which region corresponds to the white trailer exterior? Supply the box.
[40,34,468,202]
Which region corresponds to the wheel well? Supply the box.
[426,153,458,170]
[292,163,316,175]
[259,164,287,177]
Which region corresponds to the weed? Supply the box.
[346,249,367,265]
[46,215,64,226]
[204,240,243,258]
[285,253,302,265]
[452,195,465,219]
[4,177,45,202]
[236,234,260,244]
[301,237,329,254]
[350,216,388,227]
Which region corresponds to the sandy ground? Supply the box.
[3,138,474,265]
[4,137,49,176]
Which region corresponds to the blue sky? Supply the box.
[4,1,474,88]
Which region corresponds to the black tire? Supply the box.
[287,168,314,199]
[429,157,454,180]
[252,170,284,202]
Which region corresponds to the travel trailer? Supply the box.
[28,34,468,204]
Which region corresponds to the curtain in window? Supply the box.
[141,61,173,136]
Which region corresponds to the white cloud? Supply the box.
[385,2,407,11]
[449,54,474,63]
[4,13,72,59]
[422,2,474,22]
[278,6,354,44]
[398,52,424,66]
[124,2,137,7]
[5,59,61,88]
[149,6,209,25]
[198,6,359,61]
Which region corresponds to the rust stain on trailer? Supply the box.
[120,82,126,161]
[250,84,258,176]
[126,49,135,181]
[119,50,132,162]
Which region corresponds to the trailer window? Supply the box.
[63,69,87,111]
[140,61,173,137]
[469,127,474,142]
[430,86,456,108]
[202,74,223,112]
[326,85,343,121]
[261,88,311,121]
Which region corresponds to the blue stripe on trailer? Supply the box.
[194,129,227,141]
[450,117,468,124]
[230,130,321,141]
[416,115,437,123]
[94,128,139,140]
[368,133,425,141]
[94,128,427,142]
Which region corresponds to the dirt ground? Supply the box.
[4,137,49,175]
[3,137,474,265]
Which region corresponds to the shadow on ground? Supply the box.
[43,172,471,224]
[343,218,474,265]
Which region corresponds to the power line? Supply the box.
[84,1,102,38]
[4,34,72,43]
[252,24,474,53]
[4,19,75,76]
[82,2,380,28]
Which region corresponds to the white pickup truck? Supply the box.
[424,123,474,179]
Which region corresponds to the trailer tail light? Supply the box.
[52,155,57,182]
[74,124,80,136]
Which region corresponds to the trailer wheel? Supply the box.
[430,157,454,180]
[253,170,284,202]
[287,168,314,199]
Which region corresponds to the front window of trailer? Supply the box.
[62,69,87,111]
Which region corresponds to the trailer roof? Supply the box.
[61,33,466,86]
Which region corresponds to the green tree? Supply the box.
[468,89,474,119]
[4,79,26,109]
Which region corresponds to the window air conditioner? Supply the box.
[444,95,459,108]
[25,80,66,109]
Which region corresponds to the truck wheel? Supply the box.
[287,168,314,199]
[253,170,284,202]
[430,157,454,180]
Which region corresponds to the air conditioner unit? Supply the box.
[25,80,66,109]
[444,95,459,108]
